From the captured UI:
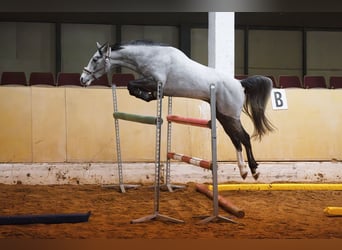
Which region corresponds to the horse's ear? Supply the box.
[97,42,108,50]
[97,42,109,56]
[96,42,103,56]
[105,43,111,58]
[101,42,108,50]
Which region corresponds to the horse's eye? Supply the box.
[92,58,98,63]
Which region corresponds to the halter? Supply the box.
[82,46,111,81]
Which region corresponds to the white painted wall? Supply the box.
[1,21,342,83]
[61,23,115,73]
[121,25,179,46]
[307,31,342,83]
[191,28,208,65]
[0,22,55,79]
[234,29,245,75]
[248,30,302,77]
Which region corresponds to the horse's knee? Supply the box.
[127,85,156,102]
[127,78,159,102]
[129,77,157,92]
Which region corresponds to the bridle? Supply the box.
[82,46,111,81]
[82,44,143,84]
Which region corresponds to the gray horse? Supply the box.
[81,40,274,179]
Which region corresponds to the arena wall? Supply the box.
[0,86,341,163]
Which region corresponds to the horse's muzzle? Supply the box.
[80,76,90,87]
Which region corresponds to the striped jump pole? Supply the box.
[164,100,212,192]
[163,96,187,192]
[166,84,237,224]
[167,152,212,170]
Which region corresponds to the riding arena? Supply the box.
[1,14,342,239]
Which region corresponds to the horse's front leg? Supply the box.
[127,77,158,102]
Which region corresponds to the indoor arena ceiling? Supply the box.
[0,12,341,29]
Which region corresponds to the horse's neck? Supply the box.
[117,46,172,79]
[108,56,139,74]
[111,45,225,85]
[168,51,224,84]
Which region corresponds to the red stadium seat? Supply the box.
[29,72,55,86]
[278,75,302,88]
[112,73,135,87]
[235,75,248,80]
[329,76,342,89]
[57,72,82,87]
[266,75,277,88]
[1,72,27,86]
[91,74,110,87]
[303,76,327,89]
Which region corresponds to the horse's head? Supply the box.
[80,42,110,86]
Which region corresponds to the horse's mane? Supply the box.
[110,40,169,51]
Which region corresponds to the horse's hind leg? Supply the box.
[240,126,260,180]
[127,77,158,102]
[236,149,248,179]
[216,111,260,180]
[216,112,248,179]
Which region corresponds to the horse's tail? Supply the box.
[240,75,275,140]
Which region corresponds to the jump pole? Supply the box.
[113,112,159,125]
[167,152,212,170]
[199,83,236,224]
[130,81,183,224]
[166,84,237,224]
[167,115,211,128]
[195,183,245,218]
[211,183,342,191]
[324,207,342,217]
[102,83,140,193]
[164,97,213,191]
[163,96,187,192]
[166,154,247,219]
[0,211,91,225]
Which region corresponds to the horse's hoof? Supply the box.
[241,172,248,179]
[252,172,260,180]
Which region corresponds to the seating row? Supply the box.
[0,72,135,87]
[235,75,342,89]
[2,72,342,89]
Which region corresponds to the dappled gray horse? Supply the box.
[80,40,274,180]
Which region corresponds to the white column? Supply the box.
[208,12,235,77]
